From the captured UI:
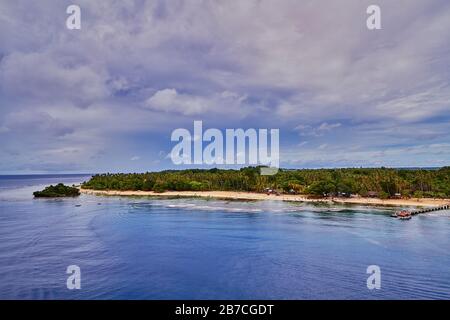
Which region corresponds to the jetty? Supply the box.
[411,204,449,215]
[392,204,449,219]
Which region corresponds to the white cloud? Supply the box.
[372,86,450,122]
[294,122,342,137]
[318,122,342,132]
[146,89,208,115]
[145,88,252,117]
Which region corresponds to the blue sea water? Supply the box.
[0,175,449,300]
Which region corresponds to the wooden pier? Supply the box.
[392,204,449,219]
[411,204,449,215]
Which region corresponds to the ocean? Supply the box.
[0,175,449,299]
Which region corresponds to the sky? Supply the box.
[1,0,450,174]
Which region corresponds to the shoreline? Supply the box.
[79,188,450,208]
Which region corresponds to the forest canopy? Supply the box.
[81,167,450,199]
[33,183,81,198]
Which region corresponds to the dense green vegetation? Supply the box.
[81,167,450,199]
[33,183,80,198]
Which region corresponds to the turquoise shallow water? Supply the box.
[0,175,449,299]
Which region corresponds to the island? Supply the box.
[79,167,450,207]
[33,183,81,198]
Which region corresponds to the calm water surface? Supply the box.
[0,175,449,299]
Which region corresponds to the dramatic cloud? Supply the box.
[0,0,449,172]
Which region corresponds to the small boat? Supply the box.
[393,210,412,220]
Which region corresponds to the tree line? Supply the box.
[81,167,450,199]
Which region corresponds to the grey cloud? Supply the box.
[0,51,109,108]
[1,0,449,172]
[2,110,74,137]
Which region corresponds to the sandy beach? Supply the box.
[79,188,450,208]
